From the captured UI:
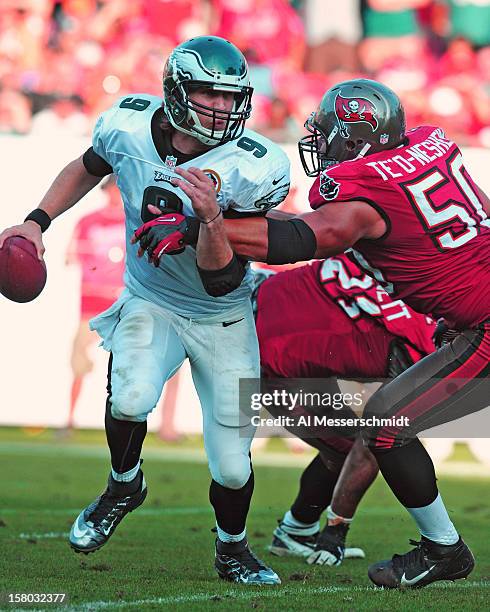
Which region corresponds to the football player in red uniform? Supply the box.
[252,257,435,566]
[135,78,489,588]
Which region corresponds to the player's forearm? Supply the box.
[196,215,235,270]
[201,208,355,265]
[266,209,295,220]
[223,217,269,261]
[224,216,318,264]
[36,155,102,220]
[196,215,247,297]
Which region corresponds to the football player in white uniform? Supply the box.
[0,36,290,585]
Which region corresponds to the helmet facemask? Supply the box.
[298,113,341,177]
[173,81,252,146]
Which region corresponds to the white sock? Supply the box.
[111,460,140,483]
[327,505,353,525]
[216,525,246,544]
[281,510,319,536]
[407,493,459,545]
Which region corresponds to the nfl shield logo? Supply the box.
[164,155,177,170]
[380,133,389,145]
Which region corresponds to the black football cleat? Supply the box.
[69,469,147,554]
[368,536,475,588]
[215,538,281,585]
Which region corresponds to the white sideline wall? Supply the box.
[0,134,489,464]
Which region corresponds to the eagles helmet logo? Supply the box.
[319,172,340,201]
[335,93,378,138]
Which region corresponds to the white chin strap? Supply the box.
[186,94,246,145]
[355,143,372,159]
[187,108,227,145]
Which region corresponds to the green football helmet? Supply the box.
[163,36,253,146]
[298,78,406,176]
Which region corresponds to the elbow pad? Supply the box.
[82,147,113,177]
[266,218,317,264]
[197,255,246,297]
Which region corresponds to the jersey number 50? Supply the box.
[402,151,490,251]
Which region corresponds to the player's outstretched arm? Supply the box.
[299,201,386,258]
[0,155,103,259]
[223,201,386,263]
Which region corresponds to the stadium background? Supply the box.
[0,3,490,608]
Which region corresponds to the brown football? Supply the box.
[0,236,47,303]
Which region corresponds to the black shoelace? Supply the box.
[229,546,266,573]
[391,539,430,573]
[89,492,127,525]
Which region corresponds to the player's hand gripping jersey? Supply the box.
[92,94,290,319]
[309,126,490,329]
[256,252,435,379]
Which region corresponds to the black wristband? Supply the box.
[200,208,222,224]
[24,209,52,233]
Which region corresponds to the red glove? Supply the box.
[131,213,200,266]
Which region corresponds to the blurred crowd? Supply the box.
[2,0,490,145]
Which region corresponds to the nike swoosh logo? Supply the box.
[222,318,244,327]
[272,176,285,185]
[102,518,118,537]
[156,243,170,257]
[400,565,435,586]
[72,518,89,539]
[158,217,177,223]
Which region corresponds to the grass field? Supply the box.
[0,428,489,611]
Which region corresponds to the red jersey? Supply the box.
[309,126,490,329]
[256,253,435,379]
[68,207,125,317]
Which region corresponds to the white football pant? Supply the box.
[94,294,259,489]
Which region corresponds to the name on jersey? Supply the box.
[366,128,454,181]
[154,170,173,184]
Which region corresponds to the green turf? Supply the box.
[0,431,488,611]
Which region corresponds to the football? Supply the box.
[0,236,47,303]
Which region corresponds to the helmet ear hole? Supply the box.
[346,140,356,151]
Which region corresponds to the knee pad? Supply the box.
[213,453,251,489]
[110,381,159,422]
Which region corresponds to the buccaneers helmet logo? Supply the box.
[335,93,378,137]
[319,172,340,201]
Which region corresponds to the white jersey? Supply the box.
[91,94,290,319]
